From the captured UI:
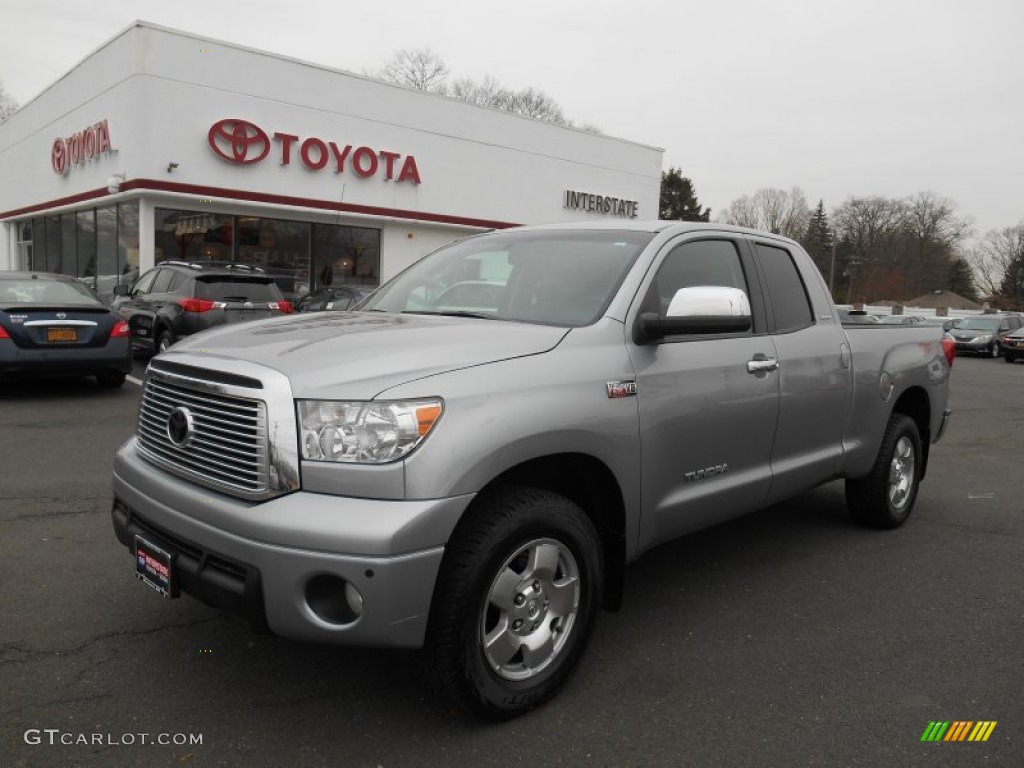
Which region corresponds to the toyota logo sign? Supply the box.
[205,117,422,183]
[207,119,270,165]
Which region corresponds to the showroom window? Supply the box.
[15,221,32,271]
[21,201,138,301]
[154,207,380,302]
[313,223,380,290]
[154,209,233,264]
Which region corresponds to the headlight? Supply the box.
[976,334,993,343]
[297,399,443,464]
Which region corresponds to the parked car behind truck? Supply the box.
[112,222,953,718]
[949,314,1023,358]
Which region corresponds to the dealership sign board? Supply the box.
[51,119,113,175]
[207,119,421,184]
[564,189,638,218]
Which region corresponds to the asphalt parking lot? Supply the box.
[1,354,1021,767]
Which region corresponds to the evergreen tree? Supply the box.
[801,200,833,281]
[659,168,710,221]
[947,258,979,302]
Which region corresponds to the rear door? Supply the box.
[629,234,780,553]
[750,239,853,504]
[195,276,287,323]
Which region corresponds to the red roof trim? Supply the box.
[1,178,521,230]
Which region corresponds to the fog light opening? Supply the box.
[305,574,363,625]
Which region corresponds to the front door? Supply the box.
[629,235,780,553]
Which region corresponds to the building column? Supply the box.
[138,197,155,273]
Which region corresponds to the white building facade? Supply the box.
[0,22,662,301]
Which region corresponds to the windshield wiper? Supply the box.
[401,310,499,320]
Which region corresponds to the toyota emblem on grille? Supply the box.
[167,406,194,446]
[56,312,67,319]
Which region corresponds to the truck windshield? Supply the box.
[360,229,654,327]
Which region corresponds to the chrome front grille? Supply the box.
[137,374,270,497]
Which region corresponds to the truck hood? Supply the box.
[164,311,569,399]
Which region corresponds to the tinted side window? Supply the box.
[150,269,177,294]
[645,239,749,317]
[756,244,813,333]
[132,270,158,296]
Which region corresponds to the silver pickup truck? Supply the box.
[112,222,953,718]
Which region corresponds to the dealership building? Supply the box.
[0,21,662,301]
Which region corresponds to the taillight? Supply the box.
[110,320,131,338]
[0,325,10,339]
[273,300,294,314]
[177,298,216,313]
[941,337,955,368]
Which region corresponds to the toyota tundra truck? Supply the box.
[112,221,953,718]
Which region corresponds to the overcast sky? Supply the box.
[2,0,1021,242]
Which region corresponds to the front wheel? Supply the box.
[1005,355,1017,364]
[846,413,922,529]
[425,485,603,719]
[989,342,1001,358]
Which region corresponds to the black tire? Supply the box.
[846,413,922,529]
[155,330,175,355]
[1005,355,1016,364]
[96,370,126,388]
[425,485,603,719]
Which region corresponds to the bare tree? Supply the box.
[831,196,905,301]
[367,50,596,130]
[967,224,1024,299]
[448,75,508,109]
[503,87,567,124]
[0,79,19,122]
[720,187,810,240]
[894,192,973,298]
[367,48,449,93]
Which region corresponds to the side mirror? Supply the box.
[112,284,130,296]
[635,286,751,344]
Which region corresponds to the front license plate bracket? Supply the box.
[134,535,178,598]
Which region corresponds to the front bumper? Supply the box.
[112,437,473,648]
[953,338,995,354]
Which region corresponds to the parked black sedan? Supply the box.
[0,272,132,388]
[999,327,1024,363]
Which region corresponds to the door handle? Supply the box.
[747,357,779,373]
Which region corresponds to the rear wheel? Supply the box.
[96,370,126,388]
[156,330,175,355]
[425,485,603,719]
[846,413,922,529]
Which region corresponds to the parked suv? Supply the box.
[112,261,293,355]
[948,314,1024,358]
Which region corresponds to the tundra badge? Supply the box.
[606,381,637,398]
